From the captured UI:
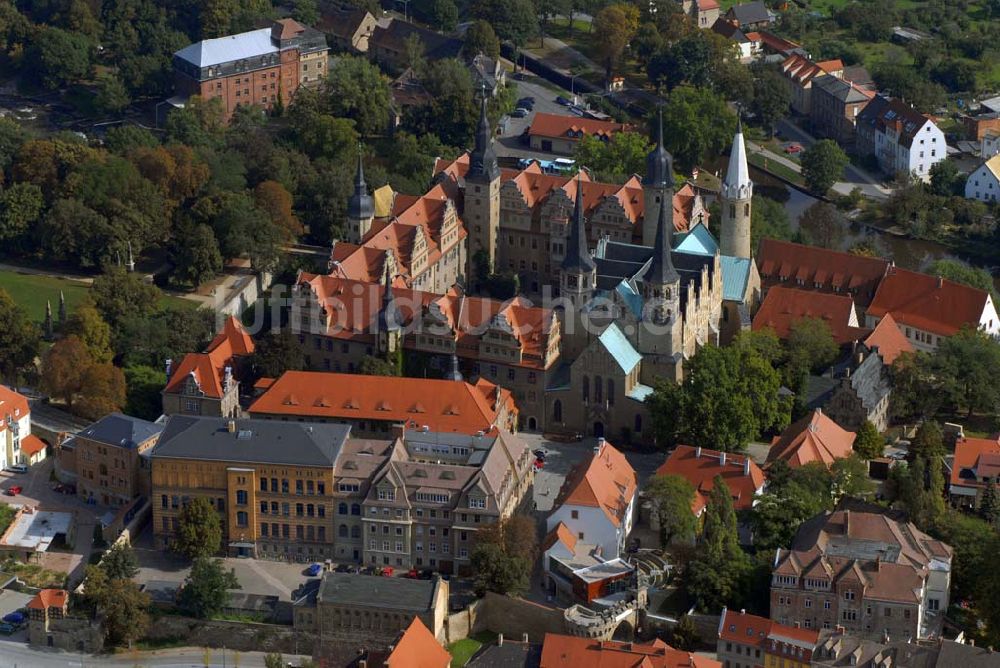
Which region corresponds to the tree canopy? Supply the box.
[172,496,223,561]
[801,140,849,195]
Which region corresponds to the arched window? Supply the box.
[744,203,750,217]
[595,375,603,403]
[338,503,348,515]
[582,376,590,402]
[634,414,642,434]
[553,400,563,423]
[338,524,348,538]
[607,379,615,406]
[351,503,361,516]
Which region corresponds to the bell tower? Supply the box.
[465,89,501,287]
[642,108,673,247]
[720,118,754,259]
[559,176,596,309]
[346,150,375,244]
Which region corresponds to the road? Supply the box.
[775,118,892,200]
[0,639,312,667]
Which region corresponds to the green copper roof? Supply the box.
[598,323,642,374]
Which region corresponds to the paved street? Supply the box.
[0,638,313,667]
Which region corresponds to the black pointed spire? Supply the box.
[468,85,500,181]
[348,147,375,220]
[644,189,679,285]
[643,106,672,187]
[561,174,596,273]
[378,261,402,333]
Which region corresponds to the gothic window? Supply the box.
[582,376,590,402]
[553,400,563,423]
[595,375,603,403]
[607,379,614,406]
[729,204,736,218]
[744,203,750,217]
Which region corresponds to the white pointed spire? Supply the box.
[722,118,752,201]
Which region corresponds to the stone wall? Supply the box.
[29,617,104,653]
[471,593,566,643]
[144,615,315,655]
[445,599,480,644]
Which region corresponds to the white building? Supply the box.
[546,439,637,560]
[983,132,999,159]
[966,154,1000,203]
[0,386,45,469]
[857,95,946,182]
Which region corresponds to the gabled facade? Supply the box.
[547,439,638,560]
[948,436,1000,510]
[73,413,163,507]
[527,113,634,155]
[780,55,845,115]
[717,607,818,668]
[856,95,946,182]
[0,385,44,468]
[767,409,856,470]
[540,633,721,668]
[965,153,1000,203]
[680,0,721,28]
[809,74,874,146]
[656,445,766,516]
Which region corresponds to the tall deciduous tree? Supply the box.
[40,336,90,409]
[751,68,791,136]
[254,180,302,241]
[784,316,839,384]
[91,267,162,332]
[660,85,736,173]
[471,515,537,596]
[462,20,501,59]
[592,5,636,80]
[26,26,94,89]
[173,496,223,560]
[82,565,150,647]
[685,475,749,611]
[325,56,391,137]
[471,0,538,48]
[0,182,44,241]
[926,259,995,295]
[0,288,40,384]
[574,132,652,183]
[801,140,848,195]
[173,223,223,288]
[179,557,240,618]
[645,474,697,546]
[799,201,846,250]
[251,330,305,379]
[63,304,114,363]
[76,362,127,420]
[853,420,883,460]
[101,542,139,580]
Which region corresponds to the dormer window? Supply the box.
[377,488,395,501]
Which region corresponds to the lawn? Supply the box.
[448,631,498,667]
[0,268,200,323]
[0,558,67,589]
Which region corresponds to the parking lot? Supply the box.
[495,76,582,161]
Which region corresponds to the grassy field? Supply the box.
[0,268,198,323]
[448,631,498,667]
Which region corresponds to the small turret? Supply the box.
[347,149,375,243]
[720,117,754,259]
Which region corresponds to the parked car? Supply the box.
[517,97,535,109]
[784,143,803,154]
[2,612,25,625]
[334,564,353,573]
[532,449,547,460]
[405,569,419,579]
[305,563,323,577]
[5,486,21,496]
[510,107,529,118]
[533,458,545,470]
[5,464,27,474]
[381,566,394,577]
[555,95,571,106]
[0,623,15,635]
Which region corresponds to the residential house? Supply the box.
[947,436,1000,510]
[654,445,765,524]
[540,633,721,668]
[756,239,891,311]
[390,67,433,120]
[526,113,634,156]
[856,95,947,182]
[717,607,819,668]
[810,629,937,667]
[468,54,506,98]
[542,522,636,603]
[291,275,560,431]
[865,268,1000,351]
[804,344,893,432]
[711,20,759,63]
[26,588,101,652]
[724,1,773,30]
[294,572,449,651]
[171,19,328,119]
[682,0,721,28]
[753,286,863,345]
[780,55,845,116]
[547,439,638,560]
[770,504,953,639]
[384,617,452,667]
[369,19,462,72]
[73,413,162,507]
[26,589,68,646]
[162,316,255,419]
[858,312,913,365]
[321,7,376,53]
[467,637,543,667]
[767,409,856,470]
[965,153,1000,203]
[0,385,46,468]
[248,372,519,437]
[809,74,874,146]
[962,111,1000,143]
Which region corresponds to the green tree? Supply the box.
[104,125,159,155]
[631,23,663,63]
[430,0,459,32]
[592,5,636,79]
[291,0,320,24]
[101,542,139,580]
[26,26,94,89]
[470,0,538,48]
[685,475,749,611]
[124,365,166,421]
[799,201,846,250]
[264,654,285,668]
[40,336,90,409]
[358,355,401,377]
[200,0,238,38]
[251,330,305,379]
[0,117,28,177]
[660,85,737,172]
[853,420,883,460]
[890,351,950,421]
[645,474,697,546]
[82,565,150,647]
[574,131,651,182]
[91,267,162,333]
[0,288,40,384]
[76,362,127,420]
[830,454,875,500]
[928,160,965,197]
[784,317,839,382]
[0,182,44,241]
[63,304,114,363]
[801,140,848,195]
[926,259,995,295]
[980,481,1000,526]
[178,557,240,619]
[173,496,223,560]
[470,515,537,597]
[669,615,700,651]
[937,328,1000,417]
[173,223,224,287]
[325,56,391,136]
[911,420,945,461]
[749,195,792,250]
[462,20,501,59]
[94,72,131,115]
[751,68,791,135]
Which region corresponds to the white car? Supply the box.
[5,465,28,474]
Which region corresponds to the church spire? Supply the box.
[468,85,500,181]
[643,106,672,187]
[561,175,596,273]
[720,116,754,259]
[348,148,375,221]
[644,190,679,286]
[722,116,752,201]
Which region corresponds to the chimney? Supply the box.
[165,358,173,379]
[740,608,746,615]
[695,446,702,458]
[719,452,727,466]
[391,422,406,441]
[498,633,504,646]
[227,419,237,433]
[794,621,801,628]
[835,625,845,634]
[937,275,944,288]
[743,459,751,476]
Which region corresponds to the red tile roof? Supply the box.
[20,434,47,457]
[950,436,1000,491]
[27,589,68,611]
[540,633,721,668]
[384,617,451,668]
[697,0,720,9]
[248,372,517,435]
[543,521,578,554]
[753,286,863,344]
[757,239,890,307]
[528,112,633,141]
[164,316,255,399]
[0,385,29,433]
[862,312,912,365]
[557,441,637,527]
[655,445,765,514]
[781,54,844,87]
[867,267,992,337]
[767,409,856,469]
[719,607,818,658]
